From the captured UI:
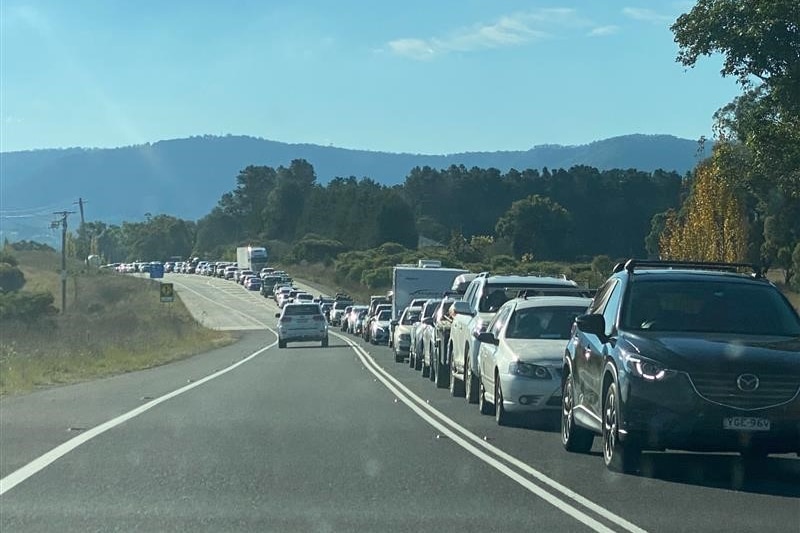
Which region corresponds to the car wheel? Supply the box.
[409,349,415,368]
[394,349,403,363]
[278,340,286,349]
[428,346,436,382]
[414,349,423,371]
[561,371,594,453]
[465,357,479,404]
[603,382,640,473]
[479,378,494,415]
[435,353,449,389]
[495,376,509,426]
[449,357,465,397]
[321,337,329,348]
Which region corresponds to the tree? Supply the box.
[660,147,750,262]
[0,263,25,292]
[374,194,418,249]
[495,195,572,259]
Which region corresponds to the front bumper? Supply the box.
[498,374,561,413]
[619,373,800,453]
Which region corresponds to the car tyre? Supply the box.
[321,337,329,348]
[278,340,287,349]
[495,376,510,426]
[603,382,640,474]
[465,357,479,404]
[394,350,404,363]
[435,355,449,389]
[561,372,594,453]
[449,358,465,397]
[479,378,495,415]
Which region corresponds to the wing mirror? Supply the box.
[475,331,498,345]
[576,314,606,339]
[452,301,474,317]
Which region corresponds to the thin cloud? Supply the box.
[386,8,589,60]
[587,25,619,37]
[622,7,674,24]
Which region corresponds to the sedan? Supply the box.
[477,296,591,426]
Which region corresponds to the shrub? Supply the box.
[0,263,25,292]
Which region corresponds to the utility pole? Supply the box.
[51,211,75,313]
[74,198,87,226]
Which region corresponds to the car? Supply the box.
[275,303,329,348]
[329,300,353,327]
[410,299,440,373]
[346,305,369,334]
[562,259,800,474]
[391,306,423,363]
[294,292,314,304]
[237,269,254,284]
[476,295,591,425]
[244,276,261,291]
[421,298,456,387]
[369,309,393,345]
[363,303,392,343]
[340,305,354,331]
[449,272,587,403]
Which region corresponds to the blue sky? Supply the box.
[1,1,742,154]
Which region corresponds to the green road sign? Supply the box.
[160,283,174,303]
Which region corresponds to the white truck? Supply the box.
[391,261,469,321]
[236,246,268,273]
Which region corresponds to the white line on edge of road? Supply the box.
[0,340,277,497]
[336,332,648,533]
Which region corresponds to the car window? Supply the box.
[600,281,622,336]
[621,280,800,335]
[506,306,588,339]
[378,310,392,320]
[489,306,512,337]
[402,310,421,325]
[283,305,322,316]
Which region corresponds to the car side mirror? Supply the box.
[275,312,281,318]
[452,301,474,317]
[576,314,605,339]
[391,320,398,326]
[475,331,498,345]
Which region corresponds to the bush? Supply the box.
[0,290,57,320]
[361,266,392,289]
[0,263,25,292]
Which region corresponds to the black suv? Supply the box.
[561,259,800,473]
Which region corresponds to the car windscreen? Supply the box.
[283,305,322,316]
[621,280,800,335]
[505,306,587,339]
[377,310,392,321]
[402,310,421,325]
[423,301,441,319]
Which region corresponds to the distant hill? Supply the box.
[0,134,707,243]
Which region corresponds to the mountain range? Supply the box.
[0,134,707,244]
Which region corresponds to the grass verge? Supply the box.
[0,251,233,396]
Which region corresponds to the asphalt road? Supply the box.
[1,273,798,532]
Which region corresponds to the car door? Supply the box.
[577,279,623,420]
[480,304,512,393]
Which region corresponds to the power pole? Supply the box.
[74,198,87,226]
[51,211,75,313]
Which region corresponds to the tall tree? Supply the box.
[495,195,573,260]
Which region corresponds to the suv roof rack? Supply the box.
[613,259,763,278]
[516,287,593,298]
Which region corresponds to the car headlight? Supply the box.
[625,354,676,381]
[508,362,551,379]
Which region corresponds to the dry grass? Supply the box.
[274,261,372,302]
[0,251,232,396]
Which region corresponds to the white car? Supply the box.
[275,303,329,348]
[391,306,422,363]
[476,296,592,426]
[369,309,393,345]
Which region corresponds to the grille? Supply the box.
[688,372,800,410]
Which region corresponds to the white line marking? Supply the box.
[334,332,648,533]
[0,341,276,496]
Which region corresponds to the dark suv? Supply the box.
[561,259,800,473]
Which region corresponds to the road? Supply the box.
[1,273,798,532]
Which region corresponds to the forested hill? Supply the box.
[1,133,705,226]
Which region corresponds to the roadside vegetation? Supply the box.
[0,249,231,396]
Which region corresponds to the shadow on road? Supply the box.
[632,452,800,497]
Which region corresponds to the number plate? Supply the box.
[723,417,771,431]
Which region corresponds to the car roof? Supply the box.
[623,269,769,284]
[482,275,577,286]
[509,296,593,310]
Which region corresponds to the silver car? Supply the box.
[476,296,591,426]
[275,303,329,349]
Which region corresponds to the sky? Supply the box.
[0,0,744,154]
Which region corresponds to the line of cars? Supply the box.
[334,260,800,474]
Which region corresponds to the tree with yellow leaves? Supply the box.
[660,145,749,262]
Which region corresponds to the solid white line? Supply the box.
[336,332,648,533]
[0,341,276,496]
[339,335,616,533]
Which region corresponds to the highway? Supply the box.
[1,273,798,532]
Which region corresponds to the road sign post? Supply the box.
[160,283,174,303]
